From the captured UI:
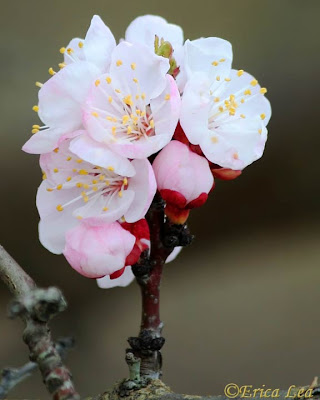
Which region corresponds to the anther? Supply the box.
[56,204,64,212]
[260,88,267,94]
[32,105,39,112]
[250,79,258,86]
[131,63,136,70]
[59,47,66,54]
[116,60,123,67]
[106,77,112,84]
[165,94,170,101]
[95,79,100,87]
[78,41,84,48]
[237,70,244,77]
[48,67,56,75]
[260,113,266,120]
[35,82,43,88]
[211,61,219,66]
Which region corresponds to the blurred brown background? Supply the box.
[0,0,319,398]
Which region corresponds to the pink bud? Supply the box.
[63,220,136,279]
[153,140,214,223]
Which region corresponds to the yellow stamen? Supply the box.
[116,60,123,67]
[78,169,88,175]
[211,136,219,143]
[57,184,63,190]
[211,61,219,66]
[103,207,108,212]
[56,204,64,212]
[95,79,100,87]
[118,191,123,198]
[133,78,138,83]
[106,76,112,84]
[32,129,39,134]
[53,168,59,173]
[108,96,113,103]
[107,166,114,171]
[131,63,136,70]
[165,94,171,101]
[260,113,266,120]
[237,70,244,77]
[250,79,258,86]
[78,41,84,48]
[59,47,66,54]
[32,105,39,112]
[66,176,72,182]
[91,111,99,117]
[48,67,56,75]
[124,95,133,106]
[35,81,43,88]
[260,87,267,94]
[244,89,251,96]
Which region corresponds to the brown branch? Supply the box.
[0,244,80,400]
[0,337,75,399]
[127,194,194,384]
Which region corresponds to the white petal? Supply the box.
[83,15,116,72]
[22,127,66,154]
[75,189,135,224]
[200,117,267,169]
[38,61,100,129]
[184,37,232,84]
[69,134,135,177]
[37,181,79,254]
[109,41,169,102]
[166,247,182,263]
[64,38,86,65]
[150,74,181,136]
[124,159,156,223]
[180,73,211,145]
[125,15,183,50]
[97,266,135,288]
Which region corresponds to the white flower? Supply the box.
[23,15,116,155]
[83,41,181,159]
[180,68,271,170]
[38,137,156,254]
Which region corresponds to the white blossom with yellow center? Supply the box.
[37,138,156,254]
[83,41,181,160]
[180,57,271,170]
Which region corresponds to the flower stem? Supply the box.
[129,193,173,380]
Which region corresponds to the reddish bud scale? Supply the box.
[160,189,209,224]
[110,219,151,279]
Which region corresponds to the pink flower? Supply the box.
[153,140,214,224]
[37,136,156,254]
[63,220,136,279]
[83,41,181,159]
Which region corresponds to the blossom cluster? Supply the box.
[23,15,271,288]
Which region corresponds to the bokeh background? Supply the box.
[1,0,319,398]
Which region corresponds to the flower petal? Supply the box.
[83,15,116,72]
[180,73,212,145]
[109,41,169,102]
[38,61,100,129]
[22,127,66,154]
[125,15,183,50]
[97,266,135,288]
[37,181,80,254]
[64,221,135,278]
[150,74,181,136]
[124,159,157,223]
[69,134,135,177]
[184,37,233,84]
